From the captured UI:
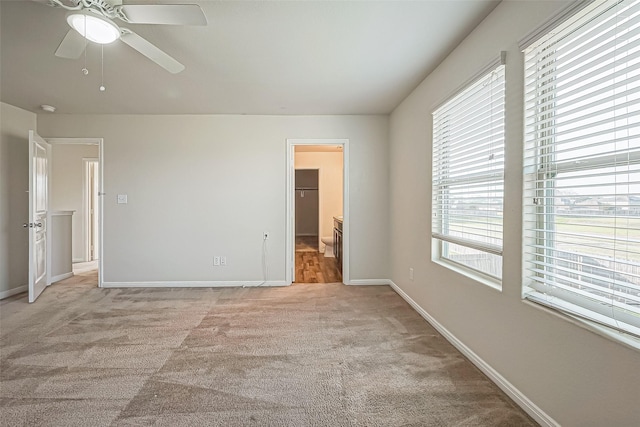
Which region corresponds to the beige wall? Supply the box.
[295,151,343,251]
[37,114,389,283]
[51,143,100,262]
[0,102,36,297]
[389,1,640,426]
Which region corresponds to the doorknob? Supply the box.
[23,223,42,228]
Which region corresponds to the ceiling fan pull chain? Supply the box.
[100,44,105,92]
[81,14,89,76]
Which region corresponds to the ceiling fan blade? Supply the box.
[119,4,207,25]
[120,30,185,74]
[55,29,88,59]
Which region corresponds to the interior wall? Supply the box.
[0,102,36,297]
[295,151,343,251]
[37,114,389,283]
[51,143,99,262]
[389,1,640,426]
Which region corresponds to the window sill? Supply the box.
[522,299,640,352]
[432,257,502,292]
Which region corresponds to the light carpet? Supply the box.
[0,271,536,426]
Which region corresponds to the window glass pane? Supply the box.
[442,241,503,279]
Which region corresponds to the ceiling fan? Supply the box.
[38,0,207,73]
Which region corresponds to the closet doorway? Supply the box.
[295,169,319,252]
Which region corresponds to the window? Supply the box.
[432,59,506,283]
[523,0,640,338]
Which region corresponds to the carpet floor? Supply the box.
[0,271,536,426]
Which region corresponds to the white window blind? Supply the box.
[432,62,505,280]
[523,0,640,337]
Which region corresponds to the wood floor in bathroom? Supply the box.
[295,236,342,284]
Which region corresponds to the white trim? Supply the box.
[46,138,102,145]
[101,280,288,288]
[98,140,104,288]
[432,51,506,112]
[432,256,502,292]
[518,0,594,50]
[72,257,85,263]
[0,285,27,300]
[82,158,99,262]
[46,138,53,291]
[348,279,391,286]
[45,137,104,289]
[522,300,640,352]
[51,272,73,283]
[286,138,349,285]
[388,280,560,427]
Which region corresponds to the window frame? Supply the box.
[522,0,640,341]
[431,56,506,287]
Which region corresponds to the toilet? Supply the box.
[321,236,335,257]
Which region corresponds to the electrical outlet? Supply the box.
[213,256,220,266]
[409,268,414,281]
[221,256,227,266]
[263,232,269,240]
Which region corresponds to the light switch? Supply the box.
[117,194,128,204]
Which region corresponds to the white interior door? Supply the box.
[28,130,50,303]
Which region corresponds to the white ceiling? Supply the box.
[0,0,500,115]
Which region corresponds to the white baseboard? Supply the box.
[388,280,559,427]
[51,272,73,283]
[101,280,289,288]
[72,258,85,263]
[348,279,391,286]
[0,285,27,300]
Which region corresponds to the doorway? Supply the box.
[287,140,348,284]
[48,138,103,287]
[295,169,319,252]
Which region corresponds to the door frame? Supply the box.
[83,158,99,262]
[47,137,104,287]
[286,138,349,285]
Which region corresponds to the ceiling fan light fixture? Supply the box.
[67,12,120,44]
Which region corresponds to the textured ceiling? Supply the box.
[0,0,500,115]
